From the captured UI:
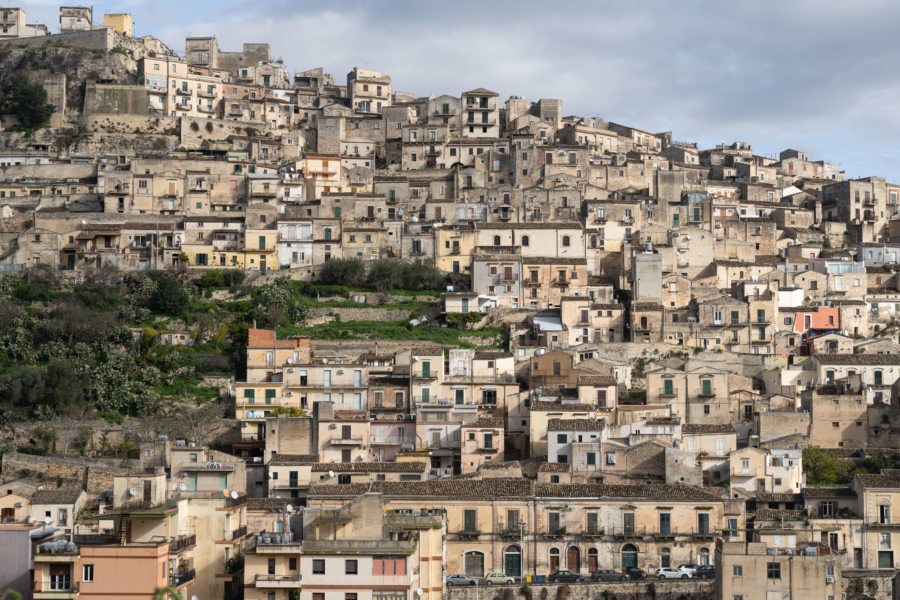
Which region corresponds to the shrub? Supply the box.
[1,77,54,128]
[319,258,366,287]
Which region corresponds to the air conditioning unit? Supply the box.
[825,577,834,583]
[329,424,337,429]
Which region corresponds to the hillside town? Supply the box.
[1,6,900,600]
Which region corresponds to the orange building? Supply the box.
[792,306,840,333]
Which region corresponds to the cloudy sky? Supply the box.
[18,0,900,181]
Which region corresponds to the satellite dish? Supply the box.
[286,504,294,513]
[43,516,52,524]
[179,483,187,491]
[128,487,137,496]
[416,589,424,597]
[328,470,335,478]
[172,484,178,491]
[231,491,239,500]
[192,596,199,600]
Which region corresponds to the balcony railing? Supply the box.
[254,573,302,588]
[169,534,197,554]
[230,525,247,541]
[171,569,196,587]
[330,437,364,446]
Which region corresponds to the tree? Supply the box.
[1,77,54,128]
[153,587,182,600]
[803,446,853,485]
[318,258,366,286]
[147,271,188,315]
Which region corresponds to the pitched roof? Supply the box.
[801,486,856,499]
[547,418,606,432]
[538,463,571,472]
[682,423,736,434]
[531,400,596,412]
[855,472,900,489]
[248,498,290,511]
[816,354,900,365]
[268,454,319,465]
[534,483,722,501]
[308,478,533,498]
[31,489,83,505]
[312,462,425,473]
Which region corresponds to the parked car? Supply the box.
[547,570,585,583]
[694,565,716,579]
[656,567,688,580]
[677,564,700,577]
[591,569,628,582]
[446,574,477,586]
[624,566,648,580]
[484,572,515,585]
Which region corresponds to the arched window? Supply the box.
[549,548,560,573]
[464,551,484,577]
[621,544,638,569]
[504,545,522,577]
[587,548,599,572]
[698,548,710,566]
[566,546,581,572]
[522,235,530,247]
[562,236,571,247]
[660,547,671,568]
[493,235,501,246]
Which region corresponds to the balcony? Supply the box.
[229,525,248,541]
[524,279,542,288]
[659,389,676,398]
[181,461,236,472]
[497,276,518,285]
[330,436,364,446]
[449,247,461,255]
[198,105,217,114]
[371,435,407,445]
[751,336,773,343]
[864,197,877,206]
[169,534,197,554]
[697,389,716,398]
[457,529,480,540]
[551,279,570,287]
[34,582,79,600]
[199,90,217,99]
[171,569,196,588]
[175,103,193,111]
[867,521,900,530]
[176,88,192,97]
[228,108,244,116]
[254,574,302,589]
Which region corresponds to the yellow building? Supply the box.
[103,13,132,36]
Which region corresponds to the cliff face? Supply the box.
[0,44,140,114]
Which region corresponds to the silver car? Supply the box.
[446,574,477,586]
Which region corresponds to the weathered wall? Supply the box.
[447,580,713,600]
[1,452,137,494]
[83,82,148,115]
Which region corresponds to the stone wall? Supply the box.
[1,451,137,494]
[842,570,895,600]
[83,82,148,115]
[307,307,412,322]
[447,579,713,600]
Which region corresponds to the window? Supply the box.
[313,559,325,574]
[659,512,671,535]
[605,452,616,465]
[697,512,709,535]
[880,504,891,524]
[557,434,567,444]
[522,235,529,246]
[464,509,477,533]
[767,562,781,579]
[548,511,560,534]
[562,236,570,247]
[82,564,94,582]
[345,559,358,574]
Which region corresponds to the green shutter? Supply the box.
[244,389,255,400]
[702,379,712,396]
[663,379,673,396]
[259,235,266,250]
[464,509,476,532]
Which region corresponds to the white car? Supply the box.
[656,567,688,580]
[677,563,699,577]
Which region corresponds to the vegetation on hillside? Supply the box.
[0,76,54,129]
[803,445,898,485]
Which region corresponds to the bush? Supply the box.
[319,258,366,287]
[147,271,188,315]
[1,77,54,128]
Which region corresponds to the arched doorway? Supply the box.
[464,551,484,577]
[660,547,671,568]
[549,548,560,573]
[504,545,522,577]
[567,546,581,572]
[698,548,710,566]
[621,544,638,569]
[588,548,598,572]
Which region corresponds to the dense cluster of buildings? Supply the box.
[1,5,900,600]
